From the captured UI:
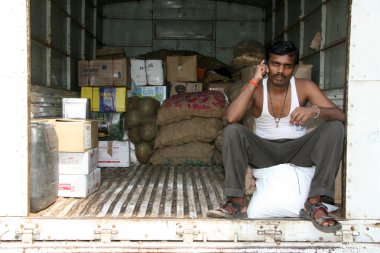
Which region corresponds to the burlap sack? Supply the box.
[214,129,223,152]
[231,40,265,70]
[157,91,226,126]
[155,117,223,149]
[226,79,244,102]
[149,142,216,166]
[213,149,223,166]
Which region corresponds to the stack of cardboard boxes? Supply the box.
[166,55,203,96]
[78,49,131,169]
[129,55,204,101]
[130,58,167,102]
[47,115,101,198]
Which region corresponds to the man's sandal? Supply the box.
[206,199,247,219]
[299,201,342,233]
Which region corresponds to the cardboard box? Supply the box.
[46,119,98,152]
[132,85,167,102]
[81,87,127,112]
[145,59,164,85]
[170,82,203,96]
[166,55,197,82]
[90,112,125,141]
[98,141,130,167]
[130,59,147,86]
[96,47,126,60]
[59,148,99,175]
[58,168,101,198]
[62,98,90,119]
[78,59,130,87]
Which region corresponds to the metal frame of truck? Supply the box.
[0,0,379,251]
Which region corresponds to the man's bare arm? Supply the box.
[225,83,256,123]
[290,79,345,126]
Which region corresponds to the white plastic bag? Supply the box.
[247,163,315,218]
[146,60,164,86]
[131,59,147,86]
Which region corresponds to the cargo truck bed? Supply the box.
[32,165,342,219]
[32,165,225,218]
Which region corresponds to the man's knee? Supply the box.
[224,123,245,138]
[320,120,344,136]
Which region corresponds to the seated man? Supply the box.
[206,40,345,233]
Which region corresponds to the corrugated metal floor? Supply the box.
[33,165,225,218]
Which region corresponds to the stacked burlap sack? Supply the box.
[150,90,227,166]
[231,40,265,70]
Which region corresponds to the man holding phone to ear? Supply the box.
[207,40,345,233]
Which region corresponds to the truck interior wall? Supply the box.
[265,0,348,91]
[30,0,102,91]
[102,0,266,65]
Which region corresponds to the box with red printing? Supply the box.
[58,168,101,198]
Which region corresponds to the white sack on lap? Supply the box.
[247,163,315,218]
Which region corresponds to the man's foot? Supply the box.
[207,197,248,219]
[299,197,342,233]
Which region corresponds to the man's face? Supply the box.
[267,54,296,87]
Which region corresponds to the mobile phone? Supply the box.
[262,60,268,77]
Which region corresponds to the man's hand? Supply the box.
[252,60,269,83]
[290,106,319,126]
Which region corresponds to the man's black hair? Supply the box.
[266,40,299,64]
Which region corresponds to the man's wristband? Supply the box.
[249,79,258,88]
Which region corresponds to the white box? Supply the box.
[58,168,101,198]
[145,59,164,85]
[132,86,167,102]
[98,141,130,167]
[131,58,147,86]
[59,148,98,175]
[62,98,90,119]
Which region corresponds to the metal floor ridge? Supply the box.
[33,165,225,219]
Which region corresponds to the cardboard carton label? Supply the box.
[84,123,92,150]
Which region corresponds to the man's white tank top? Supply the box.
[255,76,307,140]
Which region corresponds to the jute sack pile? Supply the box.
[154,117,223,149]
[150,142,217,166]
[231,40,265,70]
[150,91,226,166]
[156,90,226,126]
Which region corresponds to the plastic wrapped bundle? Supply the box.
[30,122,59,213]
